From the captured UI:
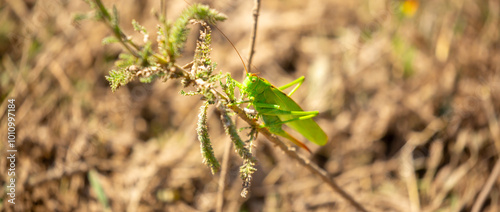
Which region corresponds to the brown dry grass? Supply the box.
[1,0,499,211]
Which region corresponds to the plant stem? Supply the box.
[226,104,368,212]
[247,0,260,73]
[216,131,232,212]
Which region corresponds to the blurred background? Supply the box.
[1,0,499,211]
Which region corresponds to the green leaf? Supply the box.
[115,53,137,68]
[102,36,120,45]
[72,13,88,22]
[132,19,148,35]
[106,69,134,92]
[88,169,110,209]
[112,5,119,26]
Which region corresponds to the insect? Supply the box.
[195,1,328,152]
[232,72,328,152]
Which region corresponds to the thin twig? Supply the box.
[472,157,500,212]
[216,133,233,212]
[226,104,369,212]
[160,0,167,23]
[247,0,261,73]
[400,144,420,212]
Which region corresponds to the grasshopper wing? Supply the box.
[264,86,328,146]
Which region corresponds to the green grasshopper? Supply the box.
[232,72,328,153]
[198,2,328,152]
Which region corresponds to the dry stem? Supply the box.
[247,0,261,73]
[226,104,368,212]
[216,135,232,212]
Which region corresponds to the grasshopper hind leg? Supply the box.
[278,76,305,96]
[271,128,312,153]
[262,116,312,153]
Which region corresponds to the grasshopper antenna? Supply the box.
[213,25,250,75]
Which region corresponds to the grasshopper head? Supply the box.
[243,73,266,94]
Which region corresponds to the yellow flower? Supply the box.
[401,0,419,17]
